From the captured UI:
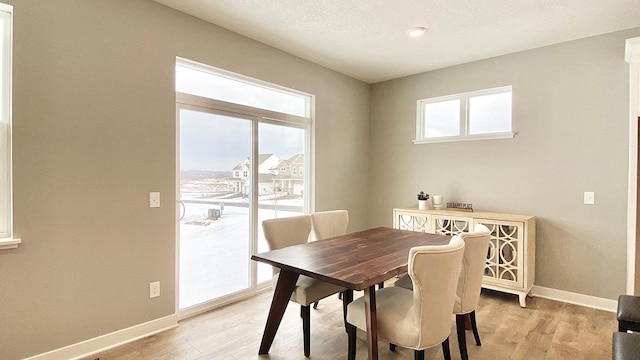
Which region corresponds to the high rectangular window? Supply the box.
[415,86,514,143]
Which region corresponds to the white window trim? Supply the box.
[0,238,20,250]
[176,57,311,118]
[175,57,315,318]
[0,3,18,250]
[414,85,515,144]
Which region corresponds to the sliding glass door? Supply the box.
[178,108,252,310]
[175,58,313,317]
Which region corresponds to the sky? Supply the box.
[179,109,305,171]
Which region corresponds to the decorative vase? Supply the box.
[432,195,444,210]
[418,200,428,210]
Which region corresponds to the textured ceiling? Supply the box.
[153,0,640,83]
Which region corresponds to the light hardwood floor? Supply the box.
[87,286,617,360]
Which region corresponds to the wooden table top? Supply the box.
[251,226,451,291]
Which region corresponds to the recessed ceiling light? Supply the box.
[407,26,427,37]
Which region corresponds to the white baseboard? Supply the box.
[24,314,178,360]
[531,285,618,313]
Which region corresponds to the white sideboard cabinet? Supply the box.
[393,208,536,307]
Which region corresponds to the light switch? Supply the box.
[583,191,595,205]
[150,192,160,208]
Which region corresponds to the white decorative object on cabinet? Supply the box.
[393,208,536,307]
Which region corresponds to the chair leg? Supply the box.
[442,337,451,360]
[347,323,357,360]
[470,310,481,346]
[301,305,311,357]
[414,349,425,360]
[456,314,469,360]
[390,343,397,351]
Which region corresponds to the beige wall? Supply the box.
[0,1,370,359]
[368,28,640,301]
[4,1,640,358]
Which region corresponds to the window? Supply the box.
[0,3,16,250]
[415,86,514,143]
[292,167,296,176]
[176,57,313,314]
[176,62,308,117]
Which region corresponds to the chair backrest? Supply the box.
[407,236,465,349]
[310,210,349,241]
[262,215,312,274]
[455,223,491,314]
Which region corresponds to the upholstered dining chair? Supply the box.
[394,224,491,360]
[262,215,345,357]
[310,209,349,241]
[310,210,349,308]
[345,236,465,360]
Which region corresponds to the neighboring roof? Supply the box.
[232,163,247,171]
[231,154,277,171]
[277,154,304,166]
[258,153,274,165]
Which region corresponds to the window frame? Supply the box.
[176,59,310,118]
[175,57,315,317]
[414,85,515,144]
[0,2,17,250]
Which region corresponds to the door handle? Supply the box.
[178,200,186,221]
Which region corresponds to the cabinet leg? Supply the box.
[518,294,527,307]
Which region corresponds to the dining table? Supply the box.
[251,226,452,360]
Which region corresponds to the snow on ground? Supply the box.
[179,201,300,309]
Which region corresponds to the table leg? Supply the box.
[342,289,354,332]
[258,270,299,354]
[364,285,378,360]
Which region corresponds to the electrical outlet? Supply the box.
[149,281,160,298]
